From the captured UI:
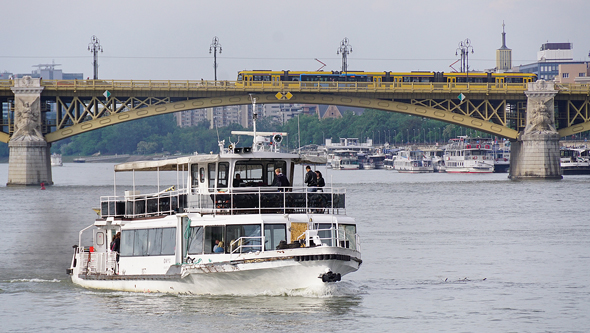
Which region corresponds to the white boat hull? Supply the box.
[71,248,361,295]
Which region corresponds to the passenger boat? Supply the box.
[443,136,494,173]
[383,156,395,170]
[50,153,63,167]
[394,149,434,173]
[422,148,445,173]
[560,147,590,175]
[330,149,360,170]
[492,146,511,173]
[67,99,362,295]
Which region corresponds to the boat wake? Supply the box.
[8,278,61,283]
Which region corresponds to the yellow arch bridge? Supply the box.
[1,79,589,144]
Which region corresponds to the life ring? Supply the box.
[473,156,477,159]
[485,145,490,149]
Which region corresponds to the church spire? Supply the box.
[501,21,507,49]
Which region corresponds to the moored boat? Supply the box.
[443,136,494,173]
[67,99,361,295]
[394,149,434,173]
[560,147,590,175]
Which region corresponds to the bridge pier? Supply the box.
[7,77,53,186]
[509,80,562,179]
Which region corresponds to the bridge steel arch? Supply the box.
[44,93,519,143]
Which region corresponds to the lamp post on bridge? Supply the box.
[337,38,353,76]
[88,35,103,80]
[456,38,474,80]
[209,36,222,81]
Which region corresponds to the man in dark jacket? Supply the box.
[304,165,317,191]
[271,168,290,191]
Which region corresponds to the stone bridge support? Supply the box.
[509,80,561,179]
[7,76,53,186]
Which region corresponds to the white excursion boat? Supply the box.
[394,149,434,173]
[422,148,445,173]
[51,153,63,167]
[560,147,590,175]
[330,149,360,170]
[67,99,361,295]
[443,136,494,173]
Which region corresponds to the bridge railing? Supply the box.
[2,79,588,94]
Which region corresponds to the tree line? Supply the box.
[0,110,492,158]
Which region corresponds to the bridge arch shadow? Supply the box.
[44,93,520,143]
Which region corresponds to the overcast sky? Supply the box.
[2,0,589,80]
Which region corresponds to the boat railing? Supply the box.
[297,227,361,251]
[100,186,346,218]
[77,248,117,276]
[187,186,346,216]
[229,236,264,255]
[100,188,189,219]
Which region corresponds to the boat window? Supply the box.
[338,224,357,251]
[199,167,205,183]
[191,164,199,186]
[234,160,287,186]
[234,163,264,186]
[147,228,163,256]
[161,228,176,255]
[217,162,229,188]
[266,164,275,186]
[316,223,334,246]
[120,230,134,256]
[208,163,216,191]
[96,231,105,246]
[264,224,286,251]
[187,226,204,254]
[227,224,262,252]
[133,229,149,256]
[120,228,177,257]
[204,226,225,254]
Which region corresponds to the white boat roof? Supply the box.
[114,153,327,172]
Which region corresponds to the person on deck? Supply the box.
[271,168,290,191]
[304,165,317,192]
[316,170,325,191]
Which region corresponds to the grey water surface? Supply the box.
[0,163,589,332]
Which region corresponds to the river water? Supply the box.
[0,163,589,332]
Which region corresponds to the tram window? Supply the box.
[187,226,204,254]
[264,224,286,251]
[217,162,229,188]
[204,226,225,254]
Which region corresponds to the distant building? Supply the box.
[555,62,590,84]
[495,22,512,72]
[13,63,83,80]
[518,42,576,80]
[318,105,343,119]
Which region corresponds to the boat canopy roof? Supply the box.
[114,153,326,172]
